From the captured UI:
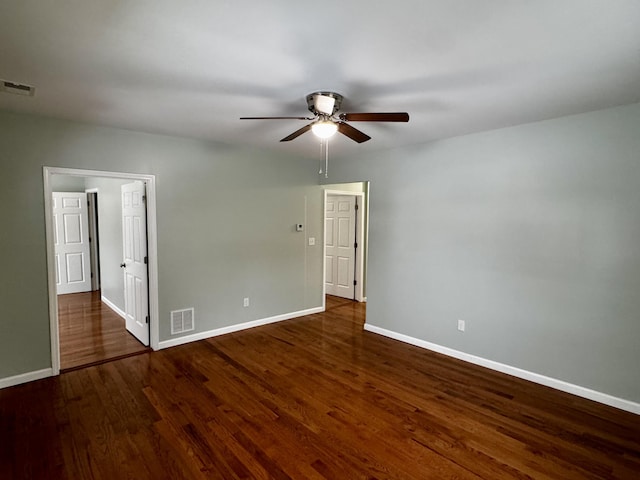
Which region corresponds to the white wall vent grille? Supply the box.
[171,308,195,335]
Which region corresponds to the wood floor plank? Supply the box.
[58,291,149,370]
[1,295,639,479]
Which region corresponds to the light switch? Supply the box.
[308,237,316,246]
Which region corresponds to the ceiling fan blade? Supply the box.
[339,112,410,122]
[240,116,313,120]
[280,124,312,142]
[337,122,371,143]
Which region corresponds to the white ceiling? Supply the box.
[1,1,639,158]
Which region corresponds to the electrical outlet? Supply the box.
[308,237,315,246]
[243,297,249,307]
[457,319,465,332]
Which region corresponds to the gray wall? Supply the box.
[50,175,86,192]
[326,102,640,404]
[3,103,639,405]
[0,111,323,379]
[84,176,132,310]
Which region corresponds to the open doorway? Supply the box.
[323,182,369,307]
[44,167,159,375]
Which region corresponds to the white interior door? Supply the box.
[121,181,149,346]
[53,192,92,295]
[325,195,356,299]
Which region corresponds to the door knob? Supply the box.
[120,263,126,268]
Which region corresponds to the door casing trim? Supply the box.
[43,166,159,375]
[323,189,366,304]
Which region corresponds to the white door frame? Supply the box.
[85,188,100,292]
[323,189,366,304]
[43,167,160,375]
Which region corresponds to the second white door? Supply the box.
[121,181,149,346]
[53,192,92,295]
[325,195,356,299]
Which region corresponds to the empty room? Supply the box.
[1,1,639,478]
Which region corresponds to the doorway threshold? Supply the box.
[60,349,150,373]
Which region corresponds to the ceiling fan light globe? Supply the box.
[311,121,338,139]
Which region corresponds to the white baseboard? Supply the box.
[0,368,53,390]
[364,323,640,416]
[159,306,324,350]
[101,295,126,319]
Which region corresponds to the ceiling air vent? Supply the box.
[171,308,194,335]
[1,80,35,96]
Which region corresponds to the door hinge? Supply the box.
[354,203,359,211]
[142,195,147,203]
[354,242,358,249]
[145,315,149,324]
[353,280,357,286]
[144,256,148,264]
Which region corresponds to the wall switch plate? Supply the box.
[243,297,249,307]
[457,319,465,332]
[308,237,315,246]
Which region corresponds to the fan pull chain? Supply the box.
[324,138,329,179]
[318,138,329,178]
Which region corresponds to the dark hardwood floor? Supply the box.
[58,291,149,370]
[2,295,639,479]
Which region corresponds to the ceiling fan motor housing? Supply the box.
[307,91,343,116]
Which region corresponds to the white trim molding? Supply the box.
[159,307,324,350]
[364,323,640,416]
[101,295,126,319]
[0,369,53,390]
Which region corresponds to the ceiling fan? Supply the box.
[240,91,409,143]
